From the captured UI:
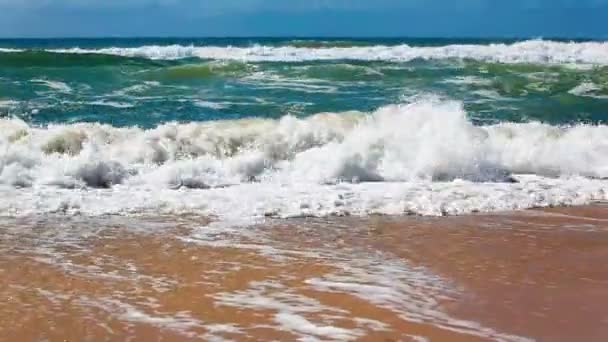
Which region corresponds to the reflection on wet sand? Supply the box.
[1,206,608,341]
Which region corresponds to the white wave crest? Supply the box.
[0,48,23,53]
[569,82,608,99]
[31,79,73,93]
[1,100,608,220]
[43,40,608,64]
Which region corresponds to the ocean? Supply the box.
[2,37,608,341]
[1,37,607,221]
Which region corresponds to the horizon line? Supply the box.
[0,35,605,41]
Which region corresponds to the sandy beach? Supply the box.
[2,11,608,342]
[1,205,608,341]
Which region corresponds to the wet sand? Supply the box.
[1,206,608,341]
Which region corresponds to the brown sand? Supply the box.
[1,206,608,341]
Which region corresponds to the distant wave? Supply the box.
[0,49,152,67]
[569,82,608,99]
[149,61,253,80]
[0,40,604,64]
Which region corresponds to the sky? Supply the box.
[0,0,607,38]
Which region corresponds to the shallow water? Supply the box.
[1,38,608,127]
[2,206,608,341]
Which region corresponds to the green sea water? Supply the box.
[3,38,608,342]
[1,37,607,127]
[1,37,608,219]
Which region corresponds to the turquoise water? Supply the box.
[1,38,607,127]
[2,38,608,220]
[3,38,607,342]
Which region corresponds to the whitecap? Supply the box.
[569,82,608,99]
[31,79,73,93]
[1,99,608,220]
[42,40,608,65]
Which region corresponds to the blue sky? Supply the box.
[0,0,607,38]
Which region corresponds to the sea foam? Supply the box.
[1,99,608,221]
[41,40,608,64]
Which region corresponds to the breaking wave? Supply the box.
[1,40,608,64]
[1,99,608,219]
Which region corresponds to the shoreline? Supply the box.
[1,205,608,341]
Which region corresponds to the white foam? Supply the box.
[31,79,73,93]
[77,297,205,338]
[243,73,340,93]
[214,280,363,340]
[193,100,226,110]
[0,48,22,53]
[275,313,359,340]
[569,82,608,99]
[209,240,529,341]
[442,76,493,86]
[0,99,19,108]
[471,89,506,101]
[1,100,608,220]
[42,40,608,65]
[408,336,430,342]
[111,82,160,96]
[306,260,530,342]
[88,100,135,108]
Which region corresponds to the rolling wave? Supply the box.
[147,61,254,80]
[0,40,607,64]
[1,99,607,220]
[0,49,154,67]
